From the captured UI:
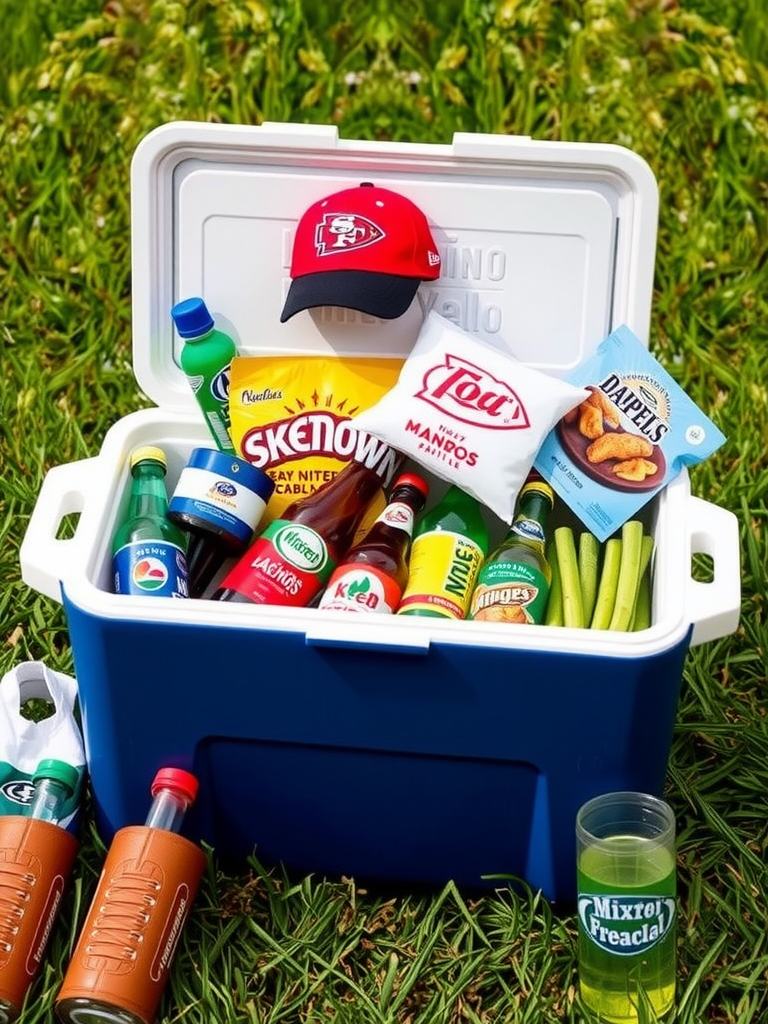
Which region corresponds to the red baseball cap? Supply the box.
[280,182,441,322]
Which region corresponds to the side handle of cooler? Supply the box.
[20,459,102,603]
[686,495,741,646]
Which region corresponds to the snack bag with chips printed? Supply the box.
[534,324,727,541]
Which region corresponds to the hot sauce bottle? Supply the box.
[317,473,428,614]
[212,452,401,608]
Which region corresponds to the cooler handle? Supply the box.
[20,458,101,604]
[686,495,741,647]
[304,620,430,655]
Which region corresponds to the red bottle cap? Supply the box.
[392,473,430,498]
[151,767,199,803]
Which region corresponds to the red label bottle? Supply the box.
[317,473,429,614]
[213,448,401,607]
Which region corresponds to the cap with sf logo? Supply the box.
[280,182,441,323]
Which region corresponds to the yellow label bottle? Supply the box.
[397,485,490,619]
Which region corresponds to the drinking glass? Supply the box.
[576,791,676,1022]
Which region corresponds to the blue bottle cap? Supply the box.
[171,297,215,339]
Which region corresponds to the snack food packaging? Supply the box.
[229,354,404,523]
[352,311,588,523]
[534,324,727,541]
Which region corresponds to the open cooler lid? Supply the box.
[130,121,658,413]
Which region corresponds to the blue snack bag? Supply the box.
[534,324,726,541]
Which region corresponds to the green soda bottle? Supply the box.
[171,296,237,454]
[112,446,190,598]
[468,472,553,624]
[396,485,490,619]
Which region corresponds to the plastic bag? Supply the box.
[0,661,86,831]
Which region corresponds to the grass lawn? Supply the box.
[1,1,766,1022]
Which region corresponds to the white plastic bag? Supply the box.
[0,661,86,831]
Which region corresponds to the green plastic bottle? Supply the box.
[29,758,80,824]
[396,485,490,619]
[171,296,237,454]
[468,473,554,625]
[112,446,190,598]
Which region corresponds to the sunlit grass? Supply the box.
[1,1,766,1021]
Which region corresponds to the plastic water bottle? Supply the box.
[143,767,198,831]
[55,768,206,1024]
[28,757,79,824]
[171,297,237,455]
[0,760,80,1023]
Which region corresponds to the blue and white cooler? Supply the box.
[20,122,741,902]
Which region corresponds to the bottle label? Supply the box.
[373,501,416,534]
[185,359,235,454]
[318,565,401,614]
[204,411,236,454]
[510,517,546,543]
[113,542,189,598]
[397,531,484,619]
[220,520,334,606]
[469,560,548,624]
[169,465,269,546]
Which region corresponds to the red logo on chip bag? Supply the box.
[416,354,529,430]
[315,214,384,256]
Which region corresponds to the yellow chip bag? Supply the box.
[229,355,405,523]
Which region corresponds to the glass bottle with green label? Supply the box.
[112,446,190,599]
[397,485,489,619]
[213,457,398,607]
[468,472,554,624]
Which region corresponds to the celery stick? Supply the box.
[578,531,600,625]
[545,543,563,626]
[632,570,652,631]
[590,538,622,630]
[630,535,655,630]
[608,520,645,631]
[554,527,584,628]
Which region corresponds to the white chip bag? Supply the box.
[352,312,588,522]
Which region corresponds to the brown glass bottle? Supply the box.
[212,452,401,607]
[317,473,429,614]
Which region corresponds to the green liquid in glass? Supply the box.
[577,836,676,1023]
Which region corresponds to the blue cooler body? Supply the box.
[20,122,740,903]
[62,593,691,902]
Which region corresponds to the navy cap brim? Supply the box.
[280,270,421,323]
